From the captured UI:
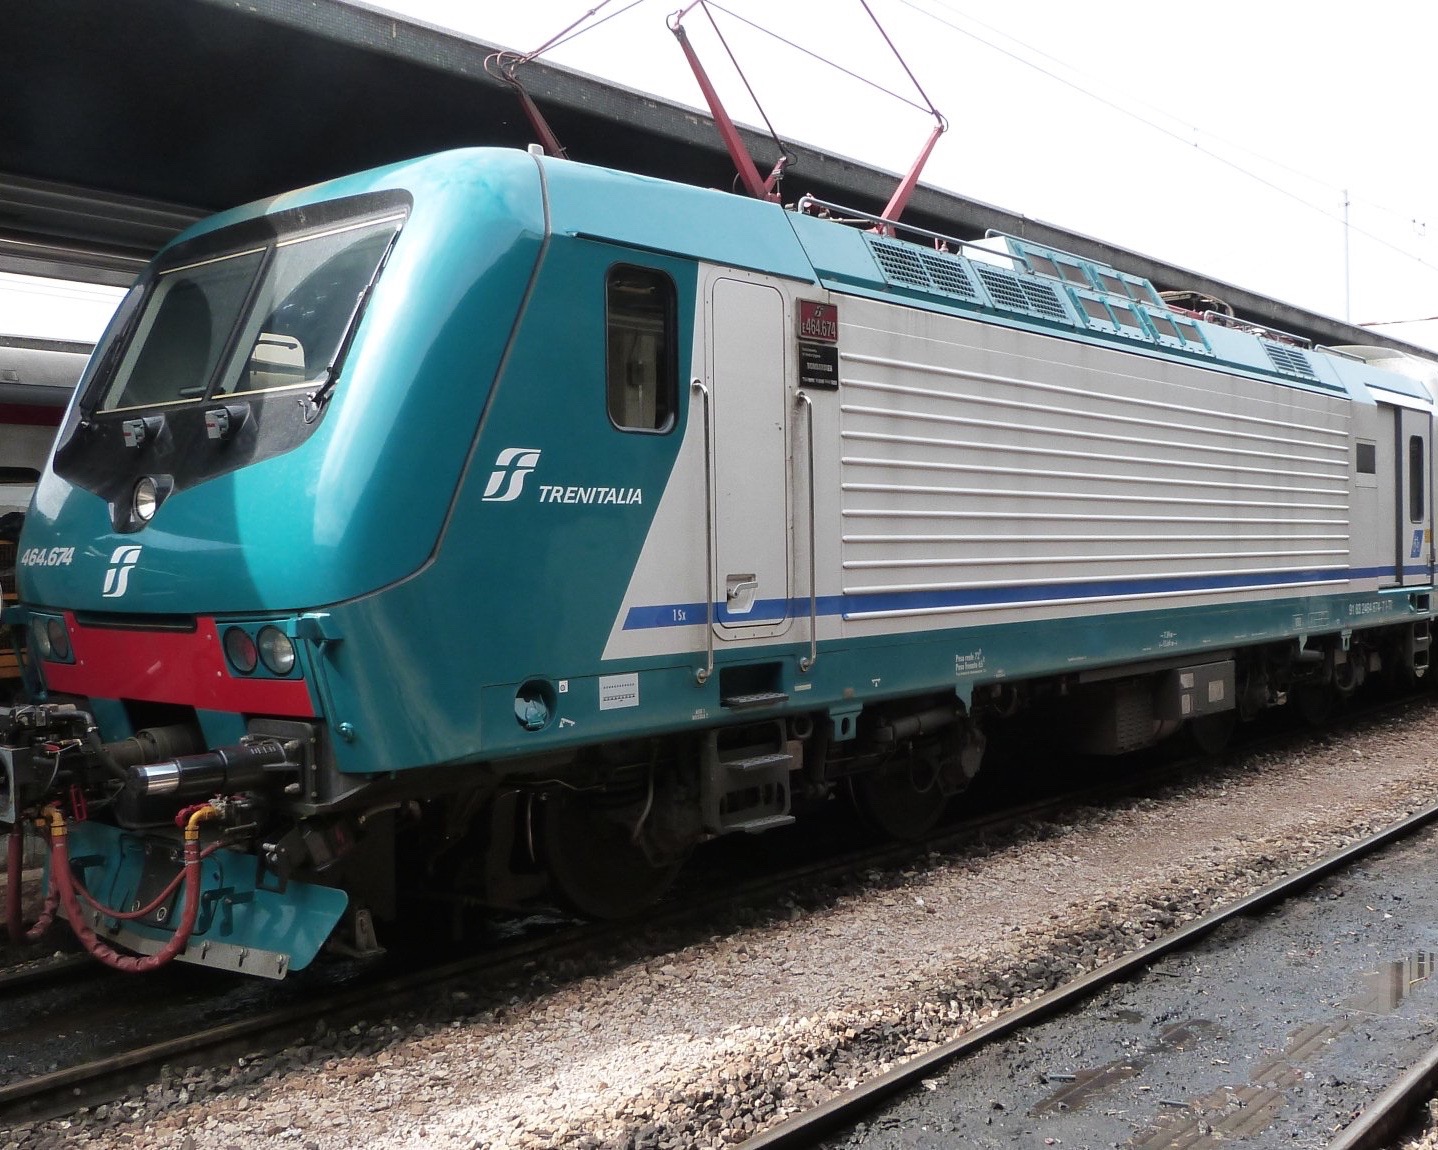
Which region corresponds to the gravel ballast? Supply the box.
[822,814,1438,1147]
[9,704,1438,1149]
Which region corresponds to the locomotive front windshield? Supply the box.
[95,214,403,413]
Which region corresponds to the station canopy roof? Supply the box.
[0,0,1419,354]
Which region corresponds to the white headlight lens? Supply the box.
[133,476,159,523]
[257,626,295,675]
[29,618,53,660]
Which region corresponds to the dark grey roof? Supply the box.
[0,0,1423,355]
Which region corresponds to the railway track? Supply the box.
[0,951,91,995]
[0,916,583,1121]
[742,801,1438,1148]
[0,729,1272,1125]
[2,692,1432,1133]
[1326,1051,1438,1150]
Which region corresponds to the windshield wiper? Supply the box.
[303,230,401,423]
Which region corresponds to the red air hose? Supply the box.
[6,821,59,944]
[44,804,221,973]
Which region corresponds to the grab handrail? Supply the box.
[692,379,715,685]
[797,390,818,673]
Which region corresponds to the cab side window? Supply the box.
[1410,435,1426,523]
[606,266,676,432]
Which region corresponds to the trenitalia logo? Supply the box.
[101,544,142,598]
[481,448,542,502]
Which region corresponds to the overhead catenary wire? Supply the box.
[677,0,946,199]
[908,0,1430,232]
[543,0,1428,241]
[514,0,647,64]
[695,2,793,167]
[539,2,1430,246]
[516,0,1436,294]
[703,0,932,115]
[910,2,1345,199]
[859,0,941,120]
[894,0,1438,279]
[1360,314,1438,328]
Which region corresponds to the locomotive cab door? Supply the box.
[704,273,792,637]
[1391,404,1433,587]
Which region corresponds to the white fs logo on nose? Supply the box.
[101,545,143,598]
[481,448,542,502]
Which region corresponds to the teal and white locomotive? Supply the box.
[3,147,1434,975]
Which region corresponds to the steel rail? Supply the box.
[0,951,94,995]
[1323,1041,1438,1150]
[5,693,1433,1123]
[743,800,1438,1148]
[0,747,1234,1121]
[0,918,594,1118]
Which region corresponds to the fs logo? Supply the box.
[101,545,142,598]
[481,447,541,502]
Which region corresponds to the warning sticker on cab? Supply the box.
[599,672,640,711]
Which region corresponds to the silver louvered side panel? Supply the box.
[837,301,1352,624]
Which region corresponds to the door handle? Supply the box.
[725,574,759,614]
[726,577,758,600]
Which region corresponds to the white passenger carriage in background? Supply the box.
[0,272,115,688]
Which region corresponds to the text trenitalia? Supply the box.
[537,486,643,505]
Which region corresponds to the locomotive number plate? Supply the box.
[796,301,838,343]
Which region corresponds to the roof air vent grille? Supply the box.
[972,263,1030,313]
[1019,279,1069,322]
[917,252,979,301]
[1262,340,1317,380]
[866,237,1069,323]
[868,238,930,290]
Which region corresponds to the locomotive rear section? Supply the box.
[3,147,1436,976]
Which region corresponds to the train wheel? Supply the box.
[1187,711,1236,756]
[1293,683,1336,728]
[849,758,947,841]
[538,788,680,920]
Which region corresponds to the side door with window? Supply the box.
[1385,403,1435,587]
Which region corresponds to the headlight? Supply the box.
[29,618,53,660]
[257,626,295,675]
[223,626,258,674]
[133,476,159,524]
[46,618,71,661]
